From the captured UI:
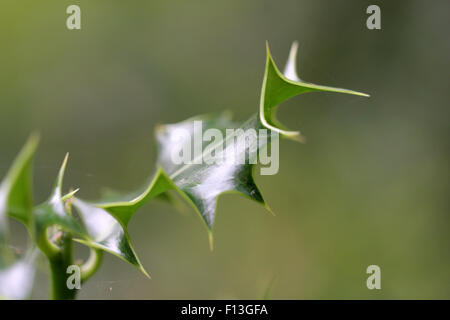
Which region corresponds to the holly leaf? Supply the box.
[33,154,86,243]
[0,135,39,299]
[0,250,37,300]
[261,41,369,142]
[33,154,149,277]
[0,134,38,233]
[71,198,149,278]
[80,42,368,248]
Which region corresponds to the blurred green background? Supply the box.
[0,0,448,299]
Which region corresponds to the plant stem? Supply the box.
[48,233,77,300]
[81,248,103,283]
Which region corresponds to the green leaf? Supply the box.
[71,199,149,278]
[154,113,269,234]
[261,41,369,142]
[0,250,37,300]
[33,155,149,277]
[0,135,39,299]
[33,154,85,248]
[0,134,38,233]
[79,42,369,248]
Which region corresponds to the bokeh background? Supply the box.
[0,0,448,299]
